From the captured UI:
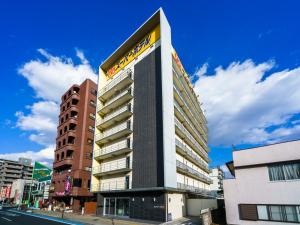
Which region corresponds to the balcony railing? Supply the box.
[98,88,133,115]
[173,68,208,129]
[175,118,209,162]
[174,101,207,147]
[99,69,133,100]
[95,120,132,144]
[94,139,131,160]
[92,159,130,176]
[176,160,212,184]
[92,180,128,192]
[175,138,210,171]
[97,104,132,129]
[177,182,209,194]
[174,85,208,141]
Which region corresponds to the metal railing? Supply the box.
[93,180,127,191]
[99,69,132,97]
[174,85,208,140]
[175,138,209,170]
[95,120,132,142]
[93,159,130,174]
[176,160,212,184]
[175,118,208,161]
[94,139,131,158]
[100,104,132,124]
[174,101,207,147]
[173,68,208,129]
[177,182,209,194]
[99,88,133,110]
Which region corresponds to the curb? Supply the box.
[8,209,86,225]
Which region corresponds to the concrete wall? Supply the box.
[187,199,217,216]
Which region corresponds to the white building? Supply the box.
[224,140,300,225]
[209,167,224,192]
[91,8,211,222]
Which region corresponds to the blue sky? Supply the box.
[0,0,300,167]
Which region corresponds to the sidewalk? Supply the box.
[31,209,200,225]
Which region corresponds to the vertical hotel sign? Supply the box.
[172,48,193,89]
[106,25,161,78]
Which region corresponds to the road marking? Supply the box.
[8,210,84,225]
[1,217,12,221]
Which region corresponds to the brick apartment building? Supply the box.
[50,79,97,212]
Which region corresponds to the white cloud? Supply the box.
[194,59,300,146]
[12,49,98,164]
[18,48,97,102]
[0,145,55,167]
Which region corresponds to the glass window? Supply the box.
[269,162,300,181]
[285,206,298,222]
[257,205,269,220]
[269,205,283,221]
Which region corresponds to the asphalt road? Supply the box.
[0,207,82,225]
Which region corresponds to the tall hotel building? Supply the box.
[92,9,211,222]
[51,79,97,212]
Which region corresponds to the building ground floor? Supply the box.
[96,189,216,222]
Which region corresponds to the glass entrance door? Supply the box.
[104,197,129,217]
[116,198,129,217]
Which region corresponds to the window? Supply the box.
[240,204,300,223]
[268,161,300,181]
[73,178,82,187]
[87,139,93,145]
[88,125,95,132]
[90,100,96,107]
[90,88,97,96]
[89,113,96,120]
[59,129,62,136]
[85,152,92,160]
[257,205,268,220]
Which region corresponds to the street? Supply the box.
[0,207,83,225]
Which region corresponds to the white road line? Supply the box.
[1,216,12,221]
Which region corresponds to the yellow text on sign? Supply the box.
[106,25,160,78]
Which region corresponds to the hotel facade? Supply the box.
[91,9,211,222]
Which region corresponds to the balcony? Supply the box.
[177,182,209,195]
[174,101,208,148]
[92,180,128,192]
[175,138,210,173]
[96,104,133,130]
[53,157,73,169]
[92,160,131,177]
[98,88,133,116]
[99,69,133,101]
[175,118,209,162]
[173,67,207,127]
[95,120,132,145]
[174,86,208,142]
[4,173,22,178]
[176,160,212,185]
[94,139,132,160]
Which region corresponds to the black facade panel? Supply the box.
[132,47,164,189]
[98,191,166,222]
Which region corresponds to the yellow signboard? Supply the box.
[106,25,161,78]
[172,48,193,89]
